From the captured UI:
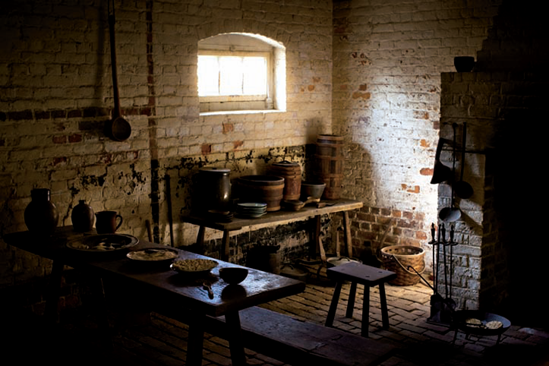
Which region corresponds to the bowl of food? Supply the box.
[219,267,249,285]
[171,258,218,274]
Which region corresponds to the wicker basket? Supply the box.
[380,245,426,286]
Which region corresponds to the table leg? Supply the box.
[187,313,206,366]
[326,281,343,327]
[315,215,326,262]
[361,286,370,337]
[379,283,390,329]
[44,260,63,324]
[342,211,353,258]
[89,277,112,350]
[346,281,357,318]
[222,230,230,262]
[225,311,247,366]
[197,225,206,245]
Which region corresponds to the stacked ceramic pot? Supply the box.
[314,134,344,199]
[268,161,302,201]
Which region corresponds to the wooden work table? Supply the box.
[181,199,363,261]
[3,226,305,366]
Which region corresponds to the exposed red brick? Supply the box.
[403,211,414,220]
[223,123,234,134]
[69,134,82,143]
[391,210,402,218]
[67,109,82,118]
[35,111,50,120]
[201,144,211,155]
[308,85,315,91]
[357,212,374,222]
[352,91,371,99]
[380,208,391,216]
[359,84,367,91]
[233,140,243,149]
[420,167,433,176]
[52,135,67,144]
[420,139,429,147]
[53,157,67,166]
[8,110,33,121]
[52,110,66,119]
[340,84,348,90]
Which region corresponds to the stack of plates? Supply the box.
[236,202,267,218]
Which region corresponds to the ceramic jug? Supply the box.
[95,210,123,234]
[71,200,94,232]
[24,188,59,236]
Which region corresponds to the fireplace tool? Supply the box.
[409,222,457,325]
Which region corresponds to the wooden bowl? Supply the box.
[219,267,249,285]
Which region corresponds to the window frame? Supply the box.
[198,50,273,108]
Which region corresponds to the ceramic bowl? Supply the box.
[219,267,249,285]
[301,182,326,199]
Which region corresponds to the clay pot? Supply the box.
[24,189,59,236]
[71,200,95,232]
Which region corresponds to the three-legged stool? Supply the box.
[325,262,396,337]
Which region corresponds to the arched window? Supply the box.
[198,33,286,114]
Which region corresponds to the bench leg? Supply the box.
[326,281,343,327]
[226,311,247,366]
[45,260,63,324]
[361,286,370,337]
[346,281,357,318]
[379,283,390,329]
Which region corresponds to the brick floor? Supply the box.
[5,264,549,366]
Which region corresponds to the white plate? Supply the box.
[66,234,139,252]
[237,202,267,208]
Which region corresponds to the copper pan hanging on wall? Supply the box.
[105,0,131,142]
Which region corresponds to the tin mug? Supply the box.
[95,210,123,234]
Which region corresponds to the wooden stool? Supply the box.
[325,262,396,337]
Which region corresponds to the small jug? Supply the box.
[95,210,123,234]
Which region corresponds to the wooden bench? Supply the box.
[201,306,397,366]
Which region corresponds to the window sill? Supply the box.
[200,109,285,117]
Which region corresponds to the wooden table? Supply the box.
[3,227,306,366]
[182,199,363,261]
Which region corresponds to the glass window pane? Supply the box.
[198,56,219,96]
[219,56,244,95]
[243,57,267,95]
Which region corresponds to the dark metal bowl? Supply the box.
[219,267,249,285]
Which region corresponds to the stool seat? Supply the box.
[325,262,396,337]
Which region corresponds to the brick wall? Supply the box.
[332,0,500,272]
[1,0,529,317]
[0,0,333,292]
[439,0,549,311]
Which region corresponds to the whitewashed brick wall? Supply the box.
[332,0,500,268]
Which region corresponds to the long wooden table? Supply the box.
[3,227,306,366]
[182,199,363,261]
